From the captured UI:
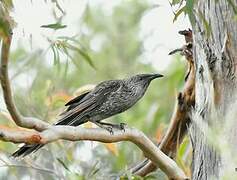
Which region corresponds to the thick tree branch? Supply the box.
[0,125,40,144]
[0,125,187,179]
[0,31,50,131]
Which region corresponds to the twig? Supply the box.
[0,164,61,178]
[0,125,187,179]
[0,29,50,131]
[0,155,62,178]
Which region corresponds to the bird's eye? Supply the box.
[139,77,143,80]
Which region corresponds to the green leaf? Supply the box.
[173,6,185,22]
[87,161,100,177]
[171,0,182,5]
[51,45,59,65]
[58,36,80,44]
[41,23,67,30]
[177,138,188,158]
[185,0,195,25]
[68,44,96,69]
[57,158,71,172]
[57,43,72,74]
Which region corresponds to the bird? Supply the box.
[12,73,163,157]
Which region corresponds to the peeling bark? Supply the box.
[190,0,237,179]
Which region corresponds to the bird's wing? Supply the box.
[56,80,121,125]
[65,91,91,106]
[61,91,91,114]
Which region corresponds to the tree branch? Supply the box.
[0,30,50,131]
[132,63,195,176]
[0,16,188,179]
[0,125,188,179]
[130,29,195,176]
[0,125,41,144]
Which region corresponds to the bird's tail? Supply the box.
[11,144,44,158]
[11,115,86,158]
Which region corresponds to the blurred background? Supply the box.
[0,0,191,179]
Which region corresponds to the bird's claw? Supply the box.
[106,126,114,135]
[119,123,126,132]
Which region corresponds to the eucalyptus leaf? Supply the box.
[57,158,71,172]
[41,23,67,30]
[67,44,96,69]
[173,6,185,22]
[185,0,195,25]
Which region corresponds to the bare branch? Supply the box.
[0,125,41,144]
[0,125,187,179]
[132,63,195,176]
[0,31,50,131]
[131,29,195,176]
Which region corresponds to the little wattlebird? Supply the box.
[12,73,163,157]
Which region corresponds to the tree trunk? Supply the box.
[191,0,237,179]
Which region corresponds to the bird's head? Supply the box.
[126,73,163,88]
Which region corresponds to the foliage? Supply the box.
[171,0,195,25]
[0,0,14,39]
[0,1,191,179]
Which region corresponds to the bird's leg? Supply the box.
[93,121,114,135]
[99,122,126,132]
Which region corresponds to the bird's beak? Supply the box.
[149,73,164,80]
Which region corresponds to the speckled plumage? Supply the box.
[12,73,163,157]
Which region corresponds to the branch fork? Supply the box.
[130,29,195,177]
